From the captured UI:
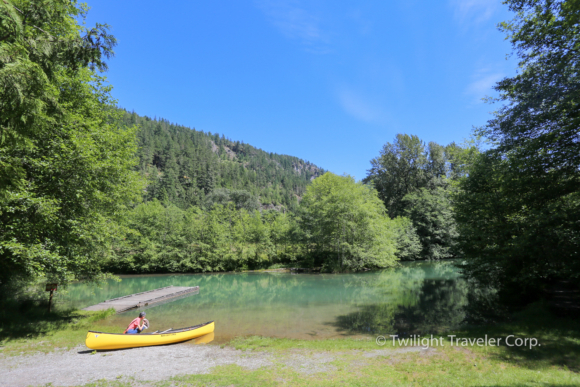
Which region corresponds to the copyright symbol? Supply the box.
[376,336,386,346]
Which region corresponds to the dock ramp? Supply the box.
[82,285,199,313]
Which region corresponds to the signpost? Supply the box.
[46,283,58,313]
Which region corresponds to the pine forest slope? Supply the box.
[121,110,325,211]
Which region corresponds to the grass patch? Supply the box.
[217,303,580,386]
[0,303,116,357]
[445,301,580,372]
[229,335,382,352]
[77,350,580,387]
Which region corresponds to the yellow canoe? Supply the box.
[85,321,214,350]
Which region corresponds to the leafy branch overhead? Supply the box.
[0,0,142,286]
[456,0,580,296]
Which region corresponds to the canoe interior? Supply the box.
[88,321,213,336]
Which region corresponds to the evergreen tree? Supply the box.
[120,110,324,211]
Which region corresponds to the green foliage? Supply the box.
[107,200,302,273]
[123,111,324,211]
[365,134,430,218]
[402,186,458,260]
[365,134,476,260]
[205,188,259,212]
[298,172,400,271]
[455,0,580,295]
[390,217,422,261]
[0,1,143,287]
[109,173,412,273]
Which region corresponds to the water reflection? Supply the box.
[332,262,468,336]
[62,260,469,342]
[194,332,214,345]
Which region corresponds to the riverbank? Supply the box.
[1,334,579,386]
[1,303,579,386]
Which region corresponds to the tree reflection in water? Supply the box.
[333,261,469,336]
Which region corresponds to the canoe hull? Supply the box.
[85,321,214,350]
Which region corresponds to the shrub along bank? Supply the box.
[106,173,419,274]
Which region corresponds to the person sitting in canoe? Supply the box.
[124,312,149,334]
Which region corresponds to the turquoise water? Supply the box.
[60,261,467,343]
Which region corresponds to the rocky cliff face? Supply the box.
[209,139,325,183]
[292,162,323,179]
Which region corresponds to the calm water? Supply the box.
[60,261,468,343]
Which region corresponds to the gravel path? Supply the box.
[0,344,437,386]
[0,343,273,387]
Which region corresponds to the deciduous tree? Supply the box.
[0,1,143,286]
[455,0,580,296]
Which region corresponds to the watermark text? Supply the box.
[374,334,540,349]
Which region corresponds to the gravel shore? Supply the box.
[0,343,436,386]
[1,343,273,387]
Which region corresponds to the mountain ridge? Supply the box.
[121,109,325,211]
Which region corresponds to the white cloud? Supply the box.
[449,0,498,24]
[255,0,329,53]
[465,68,504,102]
[337,88,387,124]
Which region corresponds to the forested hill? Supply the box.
[121,110,325,211]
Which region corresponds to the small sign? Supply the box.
[46,283,58,291]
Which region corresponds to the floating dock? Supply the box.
[82,285,199,313]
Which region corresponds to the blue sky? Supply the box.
[85,0,517,180]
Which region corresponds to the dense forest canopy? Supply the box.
[124,111,324,212]
[106,171,412,274]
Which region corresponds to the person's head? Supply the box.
[139,311,146,319]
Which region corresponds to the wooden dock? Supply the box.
[82,285,199,313]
